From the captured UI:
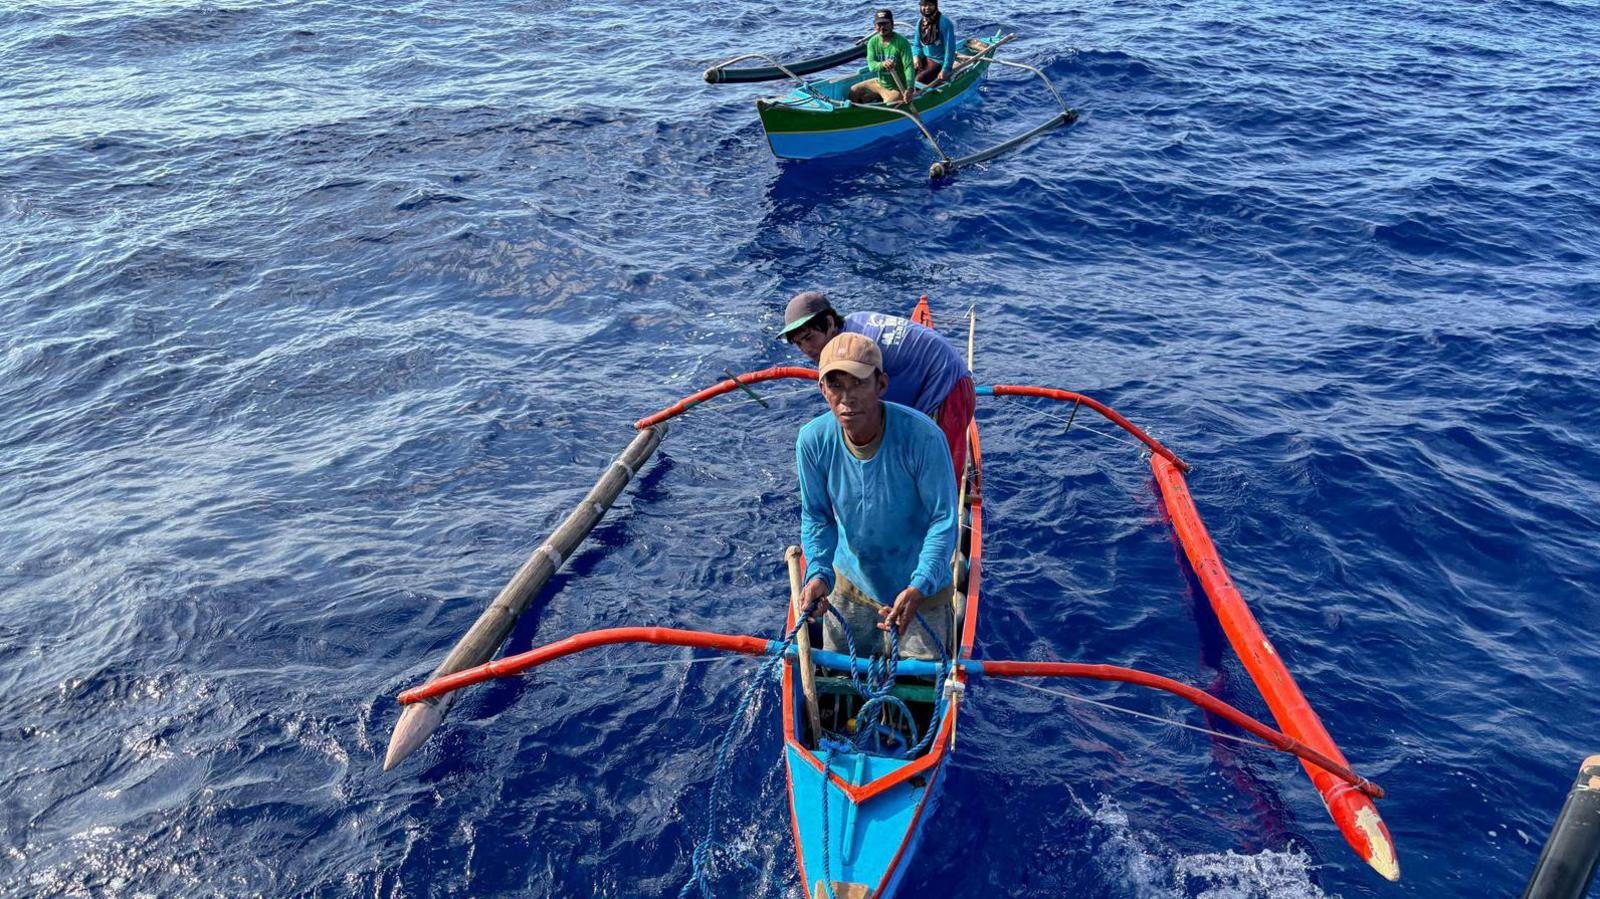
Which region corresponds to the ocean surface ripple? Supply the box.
[2,0,1597,896]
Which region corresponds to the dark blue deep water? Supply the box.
[4,1,1598,896]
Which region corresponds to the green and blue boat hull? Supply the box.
[756,36,998,161]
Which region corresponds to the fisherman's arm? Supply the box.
[882,423,958,631]
[796,433,838,613]
[909,424,958,595]
[940,19,957,76]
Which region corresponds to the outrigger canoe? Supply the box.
[389,298,1400,894]
[705,33,1077,178]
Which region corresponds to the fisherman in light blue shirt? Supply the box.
[913,0,958,87]
[795,332,958,660]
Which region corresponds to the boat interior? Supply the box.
[796,476,977,762]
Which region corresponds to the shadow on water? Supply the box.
[1167,513,1297,852]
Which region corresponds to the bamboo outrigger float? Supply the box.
[382,424,666,770]
[705,32,1076,178]
[388,298,1398,892]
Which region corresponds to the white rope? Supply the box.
[1003,678,1275,752]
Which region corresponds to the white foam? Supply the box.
[1087,796,1338,899]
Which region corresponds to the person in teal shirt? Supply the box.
[913,0,958,87]
[852,9,917,104]
[795,332,958,661]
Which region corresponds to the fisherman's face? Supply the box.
[788,319,838,363]
[820,369,888,427]
[876,19,894,38]
[921,1,937,16]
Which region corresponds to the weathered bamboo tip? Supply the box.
[383,700,444,771]
[1355,806,1401,881]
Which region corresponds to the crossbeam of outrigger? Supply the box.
[396,624,1385,801]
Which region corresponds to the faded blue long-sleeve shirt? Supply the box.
[913,13,957,77]
[797,402,958,604]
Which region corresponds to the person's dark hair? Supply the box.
[919,2,941,46]
[786,307,845,343]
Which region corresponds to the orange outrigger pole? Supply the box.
[982,384,1400,881]
[1152,455,1400,880]
[396,626,1385,801]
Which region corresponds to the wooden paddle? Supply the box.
[786,545,825,743]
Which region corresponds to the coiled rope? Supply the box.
[812,603,952,898]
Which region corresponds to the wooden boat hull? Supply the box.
[756,34,999,160]
[782,298,982,898]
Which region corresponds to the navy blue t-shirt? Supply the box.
[843,311,968,417]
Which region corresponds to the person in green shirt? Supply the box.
[851,9,917,105]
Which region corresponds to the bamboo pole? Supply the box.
[383,424,667,770]
[785,546,825,744]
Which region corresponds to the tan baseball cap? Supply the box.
[817,332,882,380]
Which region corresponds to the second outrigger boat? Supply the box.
[704,32,1077,178]
[389,298,1399,896]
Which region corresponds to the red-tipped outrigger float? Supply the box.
[390,297,1398,894]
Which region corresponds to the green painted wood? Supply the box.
[756,56,991,136]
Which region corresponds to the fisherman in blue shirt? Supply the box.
[913,0,958,87]
[780,290,977,479]
[795,332,958,659]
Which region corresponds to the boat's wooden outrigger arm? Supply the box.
[704,38,869,84]
[930,40,1077,179]
[381,424,667,770]
[884,65,955,169]
[977,384,1190,471]
[394,626,1385,800]
[634,366,818,429]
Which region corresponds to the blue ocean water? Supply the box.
[3,0,1598,896]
